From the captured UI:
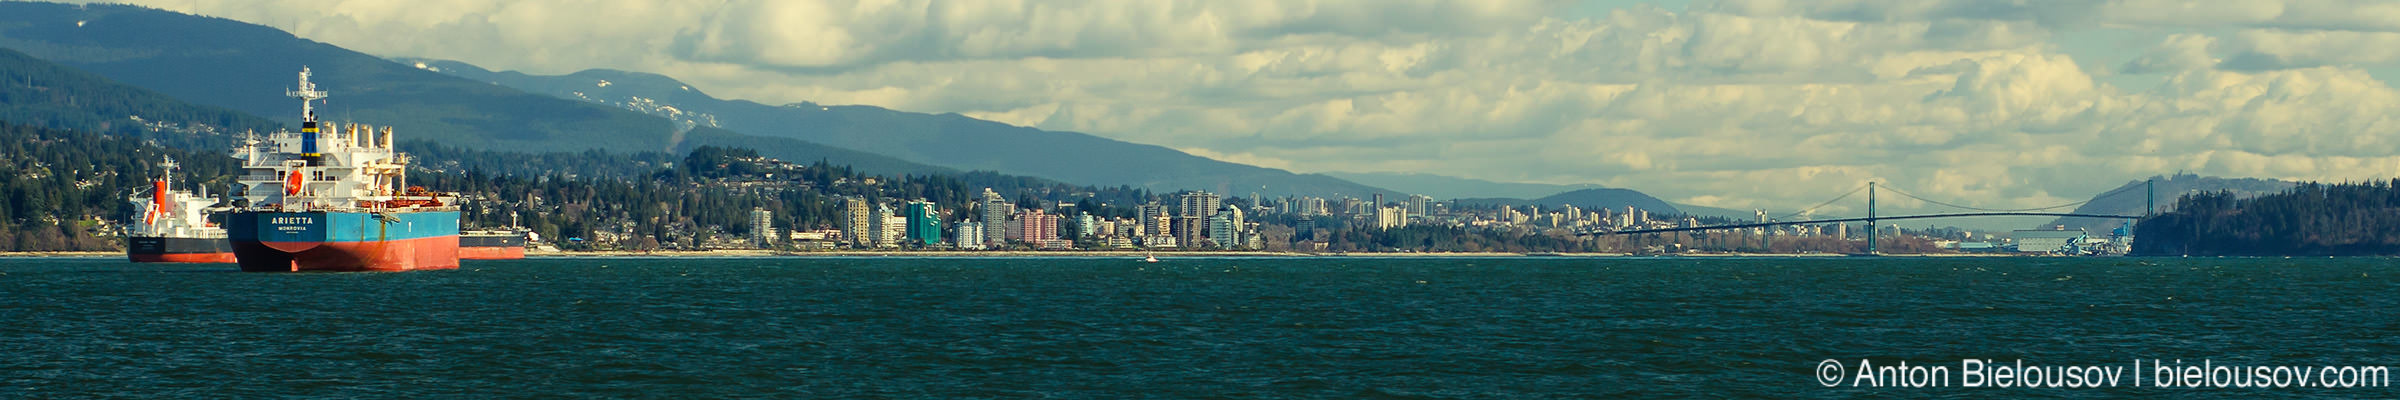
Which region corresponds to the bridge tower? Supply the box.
[2146,179,2155,216]
[1866,181,1877,255]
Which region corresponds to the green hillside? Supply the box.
[2135,180,2400,256]
[0,46,276,149]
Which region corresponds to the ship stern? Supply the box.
[227,211,460,272]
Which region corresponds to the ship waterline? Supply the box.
[226,211,459,272]
[460,231,527,260]
[125,236,237,263]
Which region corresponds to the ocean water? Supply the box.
[2,256,2395,398]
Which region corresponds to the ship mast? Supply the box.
[289,67,326,124]
[159,156,177,193]
[289,67,329,163]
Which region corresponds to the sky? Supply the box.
[84,0,2400,218]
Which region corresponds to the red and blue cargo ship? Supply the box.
[226,67,460,272]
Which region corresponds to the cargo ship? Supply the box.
[460,230,527,259]
[225,67,460,272]
[125,156,236,263]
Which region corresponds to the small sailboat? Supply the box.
[1141,249,1159,263]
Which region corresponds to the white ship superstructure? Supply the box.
[127,155,236,263]
[222,66,462,272]
[128,156,226,240]
[230,66,451,211]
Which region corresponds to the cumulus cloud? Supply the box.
[1700,0,2400,32]
[81,0,2400,219]
[2215,29,2400,70]
[2121,33,2219,73]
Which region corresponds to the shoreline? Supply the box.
[519,250,2037,258]
[0,250,2126,258]
[0,251,120,257]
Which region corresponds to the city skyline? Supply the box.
[83,0,2400,216]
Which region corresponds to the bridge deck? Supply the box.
[1581,212,2142,236]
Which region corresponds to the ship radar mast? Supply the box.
[288,66,327,123]
[289,67,330,161]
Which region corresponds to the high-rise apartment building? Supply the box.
[1178,191,1221,219]
[1374,206,1406,230]
[879,214,905,248]
[980,188,1010,246]
[1017,209,1060,247]
[1075,212,1096,238]
[904,201,941,247]
[841,197,872,247]
[1208,205,1247,249]
[1172,216,1204,249]
[953,220,985,250]
[870,203,900,248]
[750,207,775,248]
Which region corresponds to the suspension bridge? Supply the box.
[1577,181,2158,254]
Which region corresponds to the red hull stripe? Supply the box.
[128,252,240,263]
[236,235,459,272]
[458,246,525,260]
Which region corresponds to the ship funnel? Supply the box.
[379,127,393,148]
[151,179,168,225]
[301,120,319,158]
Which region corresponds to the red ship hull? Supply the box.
[459,245,524,260]
[128,252,240,263]
[234,236,459,272]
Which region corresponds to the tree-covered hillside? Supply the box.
[2049,173,2296,233]
[0,46,276,149]
[0,121,239,250]
[2134,180,2400,256]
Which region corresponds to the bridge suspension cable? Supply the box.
[1583,181,2156,238]
[1874,183,2148,214]
[1768,183,1869,221]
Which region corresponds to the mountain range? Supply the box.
[14,1,2171,222]
[2047,173,2298,233]
[1325,171,1779,218]
[1452,189,1685,217]
[1322,171,1606,200]
[0,2,962,177]
[0,45,276,142]
[397,58,1400,199]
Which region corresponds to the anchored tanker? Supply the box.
[125,156,236,263]
[225,67,460,272]
[459,230,528,260]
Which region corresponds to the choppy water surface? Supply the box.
[3,256,2395,398]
